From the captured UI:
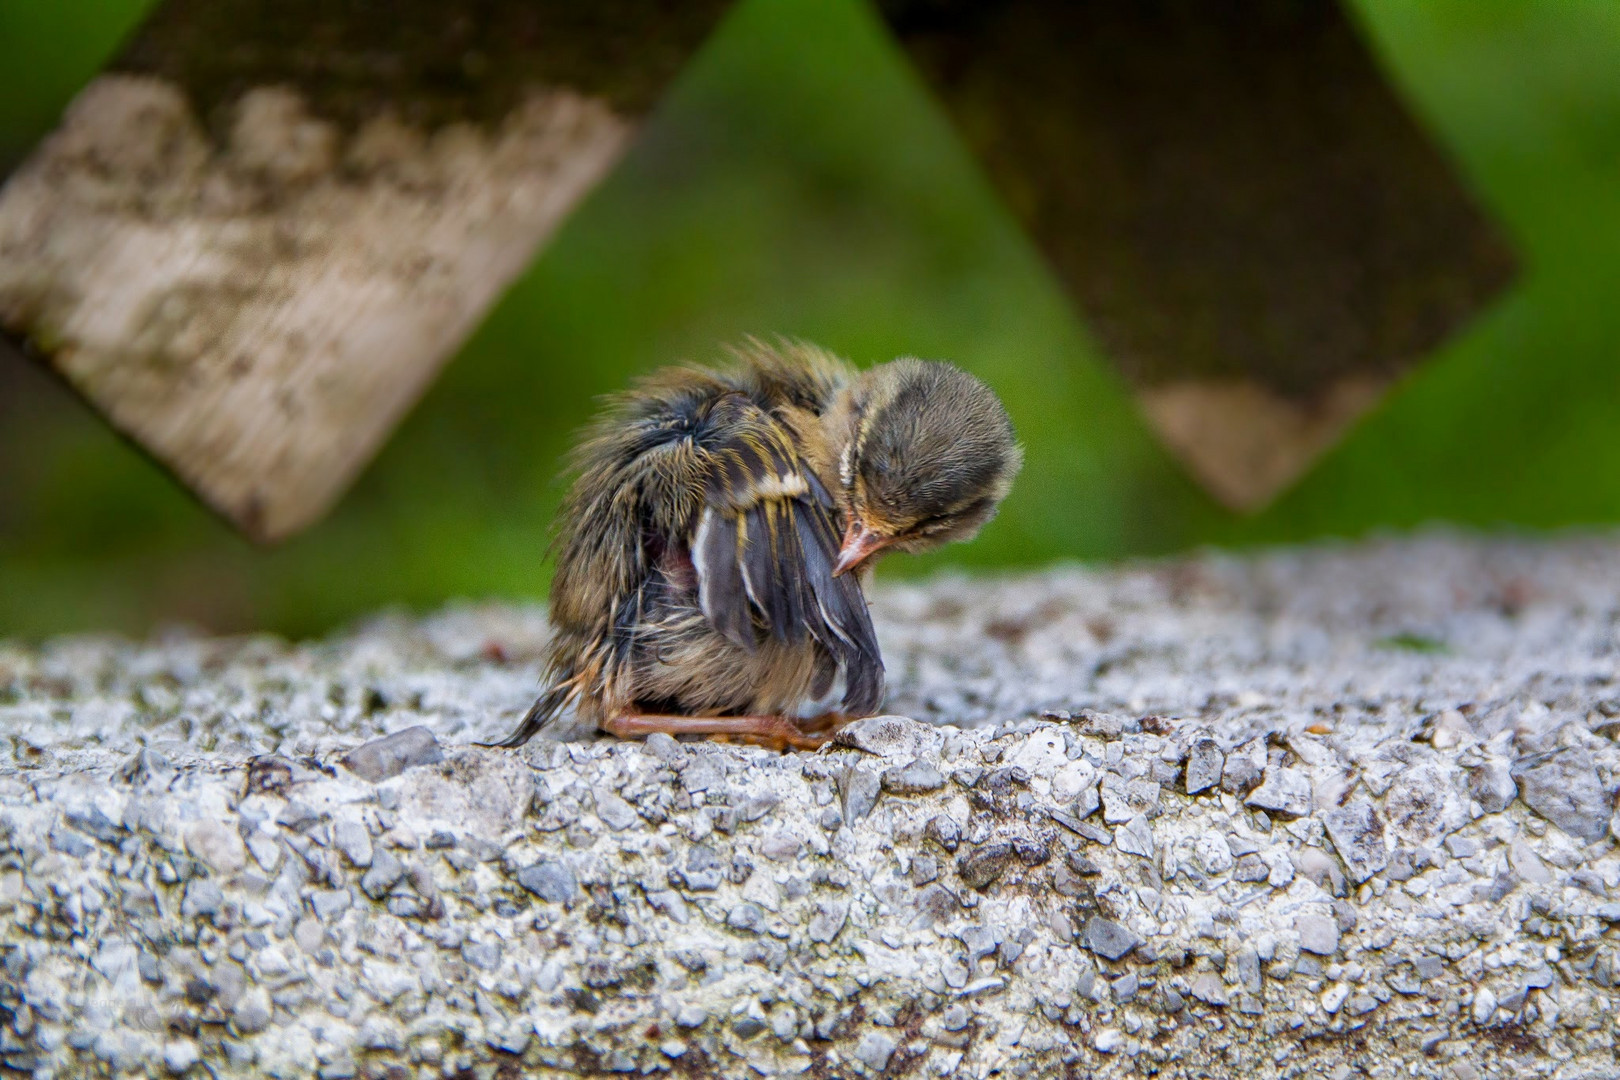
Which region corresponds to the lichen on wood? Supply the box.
[0,0,728,541]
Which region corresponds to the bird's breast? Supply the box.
[654,540,699,598]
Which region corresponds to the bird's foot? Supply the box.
[603,713,829,752]
[795,711,861,735]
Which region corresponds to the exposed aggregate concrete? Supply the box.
[2,531,1620,1078]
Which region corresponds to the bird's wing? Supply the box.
[690,395,884,715]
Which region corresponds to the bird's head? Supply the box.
[829,358,1022,577]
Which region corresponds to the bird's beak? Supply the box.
[832,519,894,577]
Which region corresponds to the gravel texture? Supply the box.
[3,531,1620,1078]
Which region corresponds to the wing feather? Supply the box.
[695,507,753,651]
[691,395,884,712]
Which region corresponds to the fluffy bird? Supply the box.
[492,341,1021,750]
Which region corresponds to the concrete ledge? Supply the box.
[2,532,1619,1078]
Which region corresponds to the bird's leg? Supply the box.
[602,713,830,752]
[796,711,861,734]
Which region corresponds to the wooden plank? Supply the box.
[883,0,1517,509]
[0,1,729,541]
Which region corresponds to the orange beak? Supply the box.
[832,519,894,577]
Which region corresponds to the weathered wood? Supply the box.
[0,1,729,541]
[884,0,1517,509]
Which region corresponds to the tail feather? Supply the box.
[483,681,574,748]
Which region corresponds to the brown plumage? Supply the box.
[491,340,1021,749]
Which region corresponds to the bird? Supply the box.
[490,339,1022,750]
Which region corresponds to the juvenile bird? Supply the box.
[492,340,1021,750]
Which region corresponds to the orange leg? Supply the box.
[795,711,861,734]
[602,713,830,752]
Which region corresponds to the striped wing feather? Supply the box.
[692,397,883,714]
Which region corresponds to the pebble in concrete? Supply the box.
[1246,766,1312,818]
[839,767,881,822]
[517,859,578,904]
[1295,915,1340,956]
[1184,737,1224,795]
[1467,757,1518,815]
[1221,738,1268,794]
[593,791,639,831]
[358,850,403,900]
[1322,800,1388,883]
[341,726,443,782]
[1082,917,1141,962]
[332,818,373,868]
[1513,749,1611,842]
[853,1031,897,1071]
[957,841,1018,890]
[881,759,946,795]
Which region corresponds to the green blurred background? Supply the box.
[2,0,1619,639]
